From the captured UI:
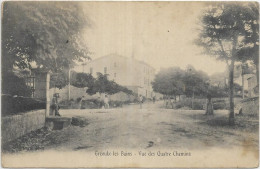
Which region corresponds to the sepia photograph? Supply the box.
[1,1,259,168]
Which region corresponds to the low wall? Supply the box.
[49,85,88,101]
[53,85,136,102]
[110,92,135,102]
[241,97,259,115]
[2,109,45,144]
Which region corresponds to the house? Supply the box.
[247,74,258,98]
[74,54,156,99]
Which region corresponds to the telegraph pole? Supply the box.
[68,66,71,100]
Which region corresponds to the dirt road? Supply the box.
[39,100,257,152]
[2,101,258,167]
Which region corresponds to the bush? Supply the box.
[76,97,82,103]
[175,103,183,109]
[213,102,227,110]
[59,100,78,109]
[193,101,204,110]
[2,72,32,97]
[109,100,123,108]
[2,95,45,116]
[212,99,229,110]
[81,100,102,109]
[175,98,205,110]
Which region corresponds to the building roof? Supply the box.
[89,53,156,70]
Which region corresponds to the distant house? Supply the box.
[74,54,157,99]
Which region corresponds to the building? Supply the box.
[247,74,258,98]
[74,54,156,99]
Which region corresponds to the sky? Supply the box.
[80,2,227,75]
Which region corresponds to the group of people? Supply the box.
[139,95,156,109]
[103,94,155,109]
[50,93,157,114]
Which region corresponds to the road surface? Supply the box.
[38,100,258,152]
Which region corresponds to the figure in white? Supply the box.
[104,95,109,109]
[139,95,143,109]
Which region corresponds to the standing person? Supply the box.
[153,96,156,104]
[205,93,214,115]
[165,96,169,108]
[51,93,61,116]
[104,95,109,109]
[139,95,143,109]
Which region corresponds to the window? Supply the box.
[90,67,93,74]
[114,73,116,78]
[104,67,107,74]
[114,62,117,67]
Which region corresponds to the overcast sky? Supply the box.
[81,2,227,75]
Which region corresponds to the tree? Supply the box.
[208,86,228,98]
[71,72,95,89]
[86,73,133,96]
[196,2,258,125]
[152,67,185,98]
[49,71,69,89]
[152,66,210,101]
[2,2,91,72]
[183,66,209,98]
[236,3,259,84]
[2,2,91,95]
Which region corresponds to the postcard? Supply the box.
[1,1,259,168]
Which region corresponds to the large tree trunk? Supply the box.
[205,98,214,115]
[229,60,235,125]
[256,61,259,86]
[191,88,194,109]
[242,72,244,99]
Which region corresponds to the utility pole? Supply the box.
[241,64,245,99]
[242,73,244,99]
[192,87,194,109]
[68,66,71,100]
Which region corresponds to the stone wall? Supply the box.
[2,110,45,144]
[110,91,135,102]
[50,85,136,102]
[241,97,259,115]
[49,85,88,101]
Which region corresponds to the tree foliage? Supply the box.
[71,72,95,89]
[152,67,185,96]
[50,71,69,89]
[2,72,32,97]
[70,72,133,96]
[2,2,91,73]
[183,66,209,97]
[196,2,258,64]
[196,2,259,124]
[152,66,211,97]
[2,2,91,96]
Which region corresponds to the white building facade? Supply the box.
[74,54,156,99]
